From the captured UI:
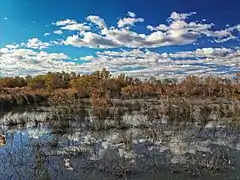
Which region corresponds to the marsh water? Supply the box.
[0,101,240,180]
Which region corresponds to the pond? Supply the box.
[0,102,239,180]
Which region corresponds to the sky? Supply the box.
[0,0,240,78]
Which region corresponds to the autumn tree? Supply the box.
[27,75,47,89]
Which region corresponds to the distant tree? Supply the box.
[27,75,46,89]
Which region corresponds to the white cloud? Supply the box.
[1,11,240,78]
[3,17,8,20]
[79,47,240,79]
[1,45,240,78]
[44,33,51,36]
[147,12,239,45]
[169,12,196,21]
[164,47,232,59]
[0,48,9,55]
[117,12,144,28]
[127,12,136,18]
[5,44,20,49]
[53,30,63,35]
[86,15,106,29]
[53,19,91,33]
[118,17,144,28]
[0,48,75,76]
[21,38,51,49]
[64,32,121,48]
[80,55,95,61]
[53,19,77,26]
[60,12,239,49]
[147,24,169,31]
[60,23,90,33]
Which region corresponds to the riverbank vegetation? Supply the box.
[0,69,240,110]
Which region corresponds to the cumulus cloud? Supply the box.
[117,12,144,28]
[86,15,106,29]
[5,44,20,49]
[79,47,240,78]
[147,12,238,43]
[21,38,51,49]
[60,23,91,32]
[80,55,95,61]
[53,19,91,33]
[53,30,63,35]
[169,12,196,21]
[53,19,77,26]
[0,48,76,76]
[127,12,136,18]
[44,32,51,36]
[147,24,169,31]
[58,12,240,49]
[64,33,121,48]
[1,11,240,78]
[1,45,240,78]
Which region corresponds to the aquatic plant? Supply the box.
[90,88,111,130]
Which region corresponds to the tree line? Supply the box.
[0,69,240,99]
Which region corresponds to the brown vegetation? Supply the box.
[0,69,239,110]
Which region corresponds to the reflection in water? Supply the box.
[0,105,239,180]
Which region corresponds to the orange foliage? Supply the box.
[0,70,239,100]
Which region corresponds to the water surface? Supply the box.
[0,105,239,180]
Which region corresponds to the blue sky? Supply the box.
[0,0,240,78]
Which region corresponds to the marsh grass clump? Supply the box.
[109,156,134,178]
[110,105,127,129]
[6,119,19,127]
[133,101,142,112]
[46,138,60,149]
[5,115,27,127]
[47,91,84,133]
[139,103,165,138]
[196,149,233,174]
[48,91,82,121]
[33,143,51,180]
[168,148,234,177]
[124,102,134,114]
[199,105,213,125]
[121,131,133,151]
[142,128,161,142]
[90,88,111,130]
[19,116,27,126]
[82,156,134,179]
[164,98,195,123]
[51,120,71,134]
[164,100,178,122]
[142,103,163,122]
[231,103,240,123]
[224,104,232,118]
[218,103,226,118]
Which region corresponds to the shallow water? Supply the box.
[0,106,240,180]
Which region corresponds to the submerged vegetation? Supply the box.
[1,97,240,179]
